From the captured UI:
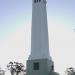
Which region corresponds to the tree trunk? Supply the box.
[11,72,14,75]
[16,72,19,75]
[11,71,15,75]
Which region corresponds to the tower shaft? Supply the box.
[29,0,50,60]
[26,0,58,75]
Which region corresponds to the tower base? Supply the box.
[26,59,59,75]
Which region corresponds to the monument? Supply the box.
[26,0,59,75]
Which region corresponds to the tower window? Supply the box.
[34,0,36,3]
[51,65,54,71]
[39,0,41,2]
[34,0,41,3]
[37,0,38,2]
[33,62,39,70]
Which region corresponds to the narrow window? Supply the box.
[51,65,54,71]
[34,0,36,3]
[37,0,38,2]
[33,62,39,70]
[39,0,41,2]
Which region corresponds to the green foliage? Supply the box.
[7,61,25,75]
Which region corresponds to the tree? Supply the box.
[0,67,5,75]
[65,67,75,75]
[7,61,25,75]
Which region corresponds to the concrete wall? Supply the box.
[26,59,55,75]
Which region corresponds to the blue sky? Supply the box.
[48,0,75,27]
[0,0,31,39]
[0,0,75,75]
[0,0,75,39]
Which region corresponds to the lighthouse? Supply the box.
[26,0,59,75]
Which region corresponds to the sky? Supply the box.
[0,0,75,75]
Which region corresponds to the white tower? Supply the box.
[29,0,50,60]
[26,0,59,75]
